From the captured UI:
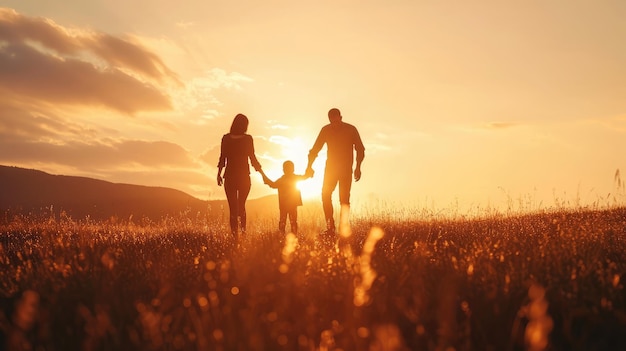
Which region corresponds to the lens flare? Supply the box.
[354,226,385,307]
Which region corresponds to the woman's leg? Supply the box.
[237,176,251,232]
[224,178,238,235]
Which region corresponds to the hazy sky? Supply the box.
[1,1,625,213]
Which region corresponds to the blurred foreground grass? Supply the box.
[1,207,626,351]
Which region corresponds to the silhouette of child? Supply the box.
[260,161,313,234]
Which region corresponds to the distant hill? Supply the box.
[0,165,283,222]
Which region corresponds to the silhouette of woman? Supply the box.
[217,114,262,239]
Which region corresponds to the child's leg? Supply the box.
[289,207,298,234]
[279,209,287,234]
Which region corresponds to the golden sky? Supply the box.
[1,1,625,213]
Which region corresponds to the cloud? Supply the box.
[0,8,80,53]
[0,119,197,169]
[0,8,261,199]
[268,135,291,146]
[199,145,221,167]
[178,69,252,100]
[0,8,177,81]
[450,121,523,135]
[0,43,172,114]
[0,8,175,114]
[86,33,178,82]
[484,122,519,130]
[587,114,626,133]
[270,123,290,130]
[168,68,253,122]
[0,139,196,169]
[365,142,392,153]
[0,101,72,139]
[175,21,195,29]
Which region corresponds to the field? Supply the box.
[1,206,626,351]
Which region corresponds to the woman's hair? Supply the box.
[230,114,249,135]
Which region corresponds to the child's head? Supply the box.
[282,161,295,175]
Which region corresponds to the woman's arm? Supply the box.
[248,135,262,172]
[262,173,278,189]
[217,167,224,186]
[217,135,226,186]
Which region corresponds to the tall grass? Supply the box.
[1,204,625,350]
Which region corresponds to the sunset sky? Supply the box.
[2,1,625,213]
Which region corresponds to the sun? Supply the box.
[297,171,323,200]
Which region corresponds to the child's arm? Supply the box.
[296,168,315,181]
[260,171,278,188]
[294,174,308,182]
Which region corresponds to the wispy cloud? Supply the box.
[270,124,290,130]
[169,68,253,119]
[194,68,253,91]
[586,114,626,133]
[484,122,519,130]
[268,135,291,146]
[175,21,195,29]
[452,121,523,134]
[365,142,392,153]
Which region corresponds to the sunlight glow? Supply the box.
[297,177,323,200]
[339,204,352,238]
[265,135,326,200]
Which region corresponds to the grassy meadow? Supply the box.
[1,205,626,351]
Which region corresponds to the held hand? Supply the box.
[261,174,270,185]
[354,168,361,182]
[305,167,315,178]
[259,170,268,183]
[217,175,223,186]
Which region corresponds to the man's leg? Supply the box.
[338,170,353,207]
[322,169,339,232]
[337,170,354,237]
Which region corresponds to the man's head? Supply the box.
[283,160,295,175]
[328,108,342,124]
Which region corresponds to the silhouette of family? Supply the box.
[216,108,365,241]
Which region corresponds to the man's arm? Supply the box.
[307,128,326,170]
[353,128,365,182]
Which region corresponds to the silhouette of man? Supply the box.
[306,108,365,234]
